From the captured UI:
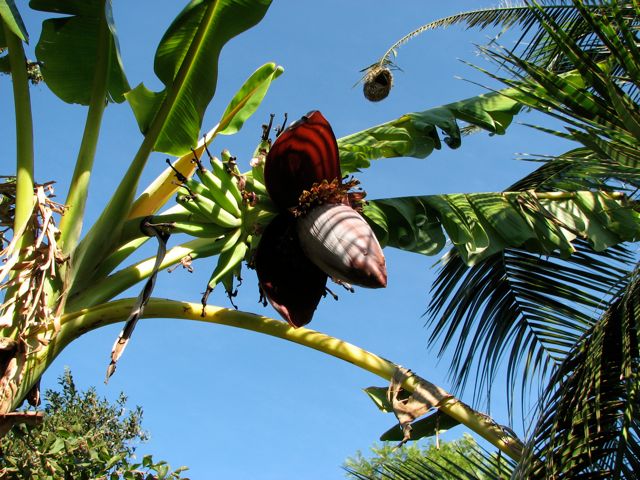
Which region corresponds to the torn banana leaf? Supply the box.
[364,191,639,265]
[338,86,524,174]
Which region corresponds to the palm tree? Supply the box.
[354,1,640,477]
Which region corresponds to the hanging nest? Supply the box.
[363,65,393,102]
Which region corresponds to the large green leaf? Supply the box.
[365,191,639,266]
[126,0,272,156]
[126,62,283,224]
[216,62,283,136]
[30,0,129,104]
[0,0,28,43]
[338,88,523,174]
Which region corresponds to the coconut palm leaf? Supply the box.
[510,148,640,193]
[515,271,640,478]
[370,3,577,68]
[423,156,638,411]
[368,2,639,94]
[427,240,633,412]
[422,1,640,415]
[345,442,516,480]
[368,151,639,412]
[475,2,640,146]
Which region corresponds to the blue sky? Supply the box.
[2,1,569,478]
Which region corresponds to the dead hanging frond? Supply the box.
[0,179,67,331]
[105,219,171,383]
[387,367,440,445]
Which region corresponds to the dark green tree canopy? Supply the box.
[0,370,188,480]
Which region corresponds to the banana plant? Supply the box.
[1,0,638,471]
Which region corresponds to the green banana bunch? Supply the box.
[172,148,244,230]
[166,140,281,311]
[194,153,242,218]
[215,149,243,207]
[176,193,240,229]
[167,150,255,309]
[150,204,226,239]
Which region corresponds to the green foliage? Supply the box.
[338,89,523,173]
[126,0,272,155]
[428,240,634,412]
[215,62,284,136]
[66,0,275,296]
[516,273,640,478]
[0,0,28,43]
[365,191,639,265]
[3,1,640,476]
[30,0,130,104]
[414,1,640,477]
[0,370,188,479]
[344,435,501,480]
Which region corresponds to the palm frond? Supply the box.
[516,271,640,478]
[475,2,640,146]
[509,148,640,193]
[373,3,581,70]
[427,239,633,414]
[426,1,640,417]
[345,441,516,480]
[425,154,638,413]
[367,2,640,103]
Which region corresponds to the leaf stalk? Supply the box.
[58,13,111,256]
[1,20,34,334]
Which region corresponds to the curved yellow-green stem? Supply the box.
[1,21,34,336]
[51,298,524,461]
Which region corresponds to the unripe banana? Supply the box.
[206,238,249,291]
[216,150,243,205]
[246,174,267,196]
[176,193,240,229]
[181,175,210,198]
[220,260,242,298]
[176,193,206,216]
[217,227,243,253]
[151,208,209,225]
[195,166,242,217]
[171,221,229,238]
